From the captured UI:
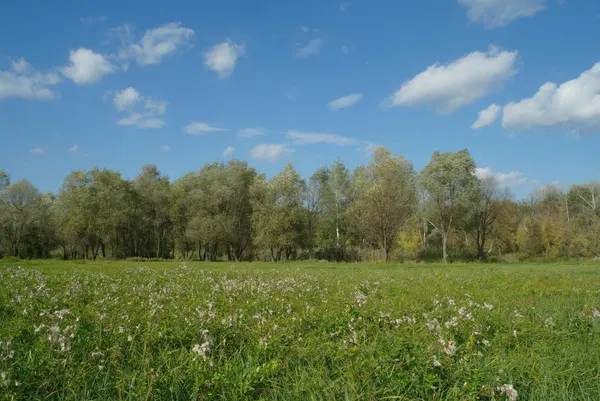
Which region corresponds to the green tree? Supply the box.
[350,147,416,261]
[0,180,42,257]
[251,164,305,261]
[421,149,479,263]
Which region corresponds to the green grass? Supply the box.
[1,260,600,400]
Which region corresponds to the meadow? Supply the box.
[1,260,600,400]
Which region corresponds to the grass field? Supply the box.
[2,260,600,400]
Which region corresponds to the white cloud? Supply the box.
[62,48,116,85]
[296,39,323,58]
[222,146,235,158]
[458,0,545,28]
[68,144,88,156]
[329,93,363,110]
[388,47,518,113]
[250,144,294,161]
[300,25,309,33]
[340,2,351,11]
[502,62,600,134]
[358,141,377,158]
[238,127,266,138]
[119,22,195,66]
[475,167,538,187]
[472,104,501,129]
[204,40,245,79]
[0,58,61,100]
[113,87,167,129]
[11,58,30,73]
[286,130,357,145]
[184,122,229,135]
[160,145,171,151]
[113,87,141,111]
[29,147,44,154]
[341,45,350,54]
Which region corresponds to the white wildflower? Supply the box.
[498,384,518,401]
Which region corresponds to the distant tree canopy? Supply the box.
[1,149,598,262]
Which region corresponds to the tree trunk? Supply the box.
[442,232,448,264]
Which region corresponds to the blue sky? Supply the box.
[1,0,599,198]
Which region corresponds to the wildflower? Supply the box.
[425,318,440,333]
[432,359,442,367]
[458,307,474,321]
[484,303,494,310]
[498,384,518,401]
[445,317,459,329]
[439,339,456,357]
[353,291,367,308]
[514,308,523,318]
[191,341,211,361]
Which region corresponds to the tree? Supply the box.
[0,169,9,191]
[421,150,479,263]
[320,159,352,251]
[350,147,416,261]
[251,164,305,261]
[134,165,172,258]
[568,182,600,255]
[304,168,327,257]
[467,176,511,260]
[0,180,42,257]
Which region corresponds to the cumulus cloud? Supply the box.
[0,58,61,100]
[502,62,600,134]
[29,147,44,154]
[358,141,377,158]
[238,127,266,138]
[458,0,545,28]
[286,130,357,145]
[329,93,363,110]
[62,48,116,85]
[68,144,88,156]
[296,39,323,58]
[184,122,228,135]
[204,40,245,79]
[250,144,294,161]
[117,22,195,66]
[222,146,235,158]
[113,87,167,129]
[388,46,518,113]
[475,167,539,187]
[472,104,502,129]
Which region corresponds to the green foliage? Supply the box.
[2,151,600,263]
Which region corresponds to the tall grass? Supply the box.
[1,260,600,400]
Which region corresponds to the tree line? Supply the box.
[1,147,598,262]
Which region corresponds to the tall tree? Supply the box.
[251,164,305,261]
[421,149,479,263]
[467,176,511,260]
[350,147,416,261]
[0,180,42,257]
[134,165,172,258]
[322,159,352,249]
